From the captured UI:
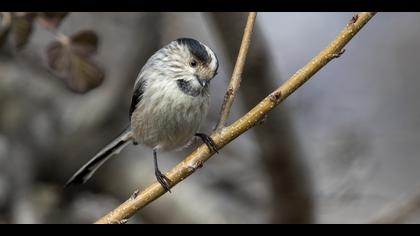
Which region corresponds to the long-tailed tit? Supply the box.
[65,38,219,191]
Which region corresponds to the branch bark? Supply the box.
[215,12,257,130]
[95,12,376,224]
[369,188,420,224]
[208,12,314,223]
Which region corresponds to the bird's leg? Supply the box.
[195,133,219,154]
[153,149,171,192]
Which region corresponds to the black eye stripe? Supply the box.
[176,79,202,97]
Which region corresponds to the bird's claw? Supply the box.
[155,170,171,193]
[195,133,219,154]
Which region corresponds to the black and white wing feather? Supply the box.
[129,77,146,119]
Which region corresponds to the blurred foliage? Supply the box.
[0,12,104,94]
[47,30,104,93]
[37,12,68,29]
[10,12,36,49]
[0,13,12,48]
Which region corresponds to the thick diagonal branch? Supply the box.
[95,12,376,224]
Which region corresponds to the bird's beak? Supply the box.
[196,76,209,88]
[199,79,208,87]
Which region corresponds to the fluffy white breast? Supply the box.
[131,77,210,151]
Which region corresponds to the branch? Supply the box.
[208,12,314,223]
[95,12,376,224]
[369,188,420,224]
[215,12,257,130]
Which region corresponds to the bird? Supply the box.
[65,38,219,192]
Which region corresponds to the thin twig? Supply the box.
[95,12,376,224]
[215,12,257,130]
[208,12,314,223]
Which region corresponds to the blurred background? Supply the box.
[0,12,419,224]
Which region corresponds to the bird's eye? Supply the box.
[190,60,198,68]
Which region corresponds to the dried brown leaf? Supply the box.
[70,30,98,56]
[46,37,104,93]
[69,54,105,93]
[10,12,36,49]
[0,12,12,48]
[46,41,71,73]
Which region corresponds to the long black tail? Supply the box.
[65,128,133,187]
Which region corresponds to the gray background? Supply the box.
[0,12,419,223]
